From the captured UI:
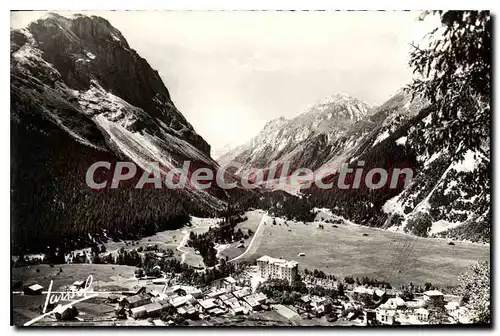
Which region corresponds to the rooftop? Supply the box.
[28,284,43,291]
[257,255,298,268]
[424,290,444,297]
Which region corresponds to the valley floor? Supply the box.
[233,211,489,287]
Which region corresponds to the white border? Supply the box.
[1,1,498,335]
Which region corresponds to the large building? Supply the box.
[256,255,298,283]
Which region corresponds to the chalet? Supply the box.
[206,288,227,299]
[225,297,243,312]
[243,294,264,311]
[122,294,151,309]
[170,294,195,308]
[177,304,198,318]
[72,280,85,289]
[449,306,472,324]
[445,301,460,312]
[423,290,444,308]
[379,297,406,310]
[296,295,311,312]
[131,306,147,319]
[207,307,225,316]
[152,319,166,326]
[218,293,234,303]
[233,287,252,299]
[376,309,396,325]
[152,278,168,285]
[374,289,386,298]
[353,286,374,300]
[144,302,163,317]
[414,307,430,322]
[24,284,43,295]
[134,287,147,295]
[53,304,78,321]
[198,298,218,311]
[170,285,203,298]
[310,296,330,316]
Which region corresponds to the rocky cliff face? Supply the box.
[10,13,225,254]
[12,13,210,154]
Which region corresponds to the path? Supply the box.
[229,211,268,262]
[176,228,191,264]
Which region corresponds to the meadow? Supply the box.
[240,215,490,287]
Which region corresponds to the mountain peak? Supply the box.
[263,116,288,130]
[303,93,371,123]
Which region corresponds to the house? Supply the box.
[225,297,244,313]
[243,293,266,311]
[53,304,78,321]
[212,277,237,291]
[449,306,472,324]
[72,280,85,289]
[423,290,445,308]
[218,293,234,303]
[206,288,227,299]
[405,299,426,309]
[445,301,460,312]
[232,306,245,315]
[353,286,375,300]
[414,307,429,321]
[379,296,406,310]
[376,309,396,325]
[207,307,225,316]
[122,294,151,309]
[134,286,147,295]
[130,306,147,319]
[295,295,311,312]
[152,278,168,285]
[24,284,43,295]
[152,319,166,326]
[144,302,163,317]
[198,298,218,311]
[170,294,195,308]
[178,304,199,318]
[170,285,203,298]
[233,287,252,299]
[374,289,386,298]
[310,296,330,316]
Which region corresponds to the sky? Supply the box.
[11,11,439,153]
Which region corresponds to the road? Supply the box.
[229,211,268,262]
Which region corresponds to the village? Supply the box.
[17,252,473,327]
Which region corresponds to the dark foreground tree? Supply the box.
[408,11,491,160]
[458,260,490,324]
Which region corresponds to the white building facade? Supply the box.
[256,255,298,283]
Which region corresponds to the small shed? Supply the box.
[24,284,43,295]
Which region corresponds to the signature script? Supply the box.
[42,275,94,313]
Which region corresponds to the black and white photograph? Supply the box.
[8,8,491,328]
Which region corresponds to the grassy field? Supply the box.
[75,216,221,268]
[11,264,139,326]
[218,210,265,261]
[240,216,490,287]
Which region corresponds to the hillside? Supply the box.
[218,90,490,243]
[10,13,235,255]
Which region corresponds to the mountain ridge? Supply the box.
[10,13,234,254]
